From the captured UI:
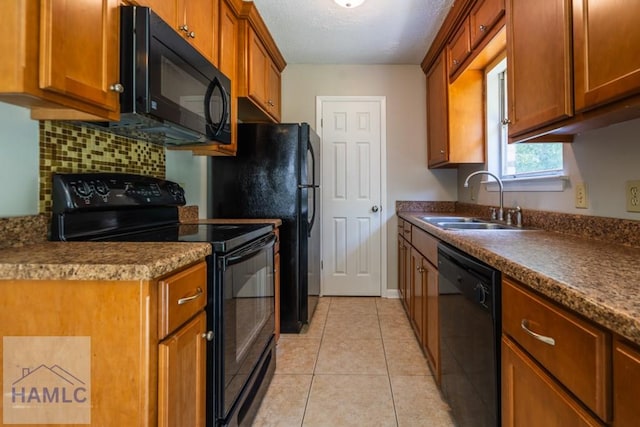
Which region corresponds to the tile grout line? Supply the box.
[299,296,331,426]
[377,300,401,427]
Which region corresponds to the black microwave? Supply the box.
[94,6,231,146]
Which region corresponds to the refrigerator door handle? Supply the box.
[305,139,318,237]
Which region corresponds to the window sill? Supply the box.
[484,174,569,192]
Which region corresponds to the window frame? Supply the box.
[485,57,568,192]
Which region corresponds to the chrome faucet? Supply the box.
[463,170,504,221]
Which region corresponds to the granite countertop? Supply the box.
[0,242,212,281]
[399,212,640,346]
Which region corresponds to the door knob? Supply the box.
[372,205,379,212]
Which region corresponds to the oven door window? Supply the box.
[221,235,275,418]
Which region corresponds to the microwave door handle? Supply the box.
[204,77,226,137]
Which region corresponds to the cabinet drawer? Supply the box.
[411,227,439,266]
[159,262,207,339]
[502,278,611,421]
[448,18,471,76]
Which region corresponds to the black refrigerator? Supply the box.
[209,123,321,333]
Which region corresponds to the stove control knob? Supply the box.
[94,180,110,200]
[72,180,94,204]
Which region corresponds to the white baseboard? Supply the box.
[385,289,400,299]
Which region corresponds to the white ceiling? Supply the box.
[250,0,454,65]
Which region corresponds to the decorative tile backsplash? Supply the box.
[39,121,165,213]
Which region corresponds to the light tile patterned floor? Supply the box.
[253,297,456,426]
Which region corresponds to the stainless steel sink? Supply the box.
[436,222,514,230]
[419,216,522,230]
[420,216,480,223]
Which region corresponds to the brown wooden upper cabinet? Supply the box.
[470,0,505,48]
[237,2,286,123]
[506,0,640,142]
[505,0,573,138]
[0,0,121,121]
[140,0,219,67]
[573,0,640,113]
[447,20,471,77]
[191,0,241,156]
[423,0,504,168]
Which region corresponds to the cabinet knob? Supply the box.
[202,331,214,341]
[440,149,445,154]
[109,83,124,93]
[453,59,459,65]
[188,31,196,39]
[501,118,512,125]
[479,24,487,32]
[179,24,190,33]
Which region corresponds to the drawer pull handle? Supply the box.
[521,319,555,346]
[178,287,203,305]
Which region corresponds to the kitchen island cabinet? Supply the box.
[0,0,121,121]
[0,242,210,426]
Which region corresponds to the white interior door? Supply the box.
[317,97,385,296]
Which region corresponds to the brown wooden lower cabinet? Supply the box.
[502,336,604,427]
[397,220,440,381]
[0,260,207,426]
[159,312,207,427]
[411,247,425,340]
[613,338,640,426]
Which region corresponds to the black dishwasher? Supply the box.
[438,242,501,427]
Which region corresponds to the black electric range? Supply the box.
[50,172,277,427]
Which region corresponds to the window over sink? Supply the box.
[485,56,568,191]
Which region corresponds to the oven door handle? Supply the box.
[225,234,277,267]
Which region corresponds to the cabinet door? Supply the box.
[613,338,640,427]
[506,0,573,136]
[411,247,425,344]
[447,19,471,77]
[403,238,412,314]
[216,0,239,154]
[39,0,120,113]
[502,337,604,427]
[179,0,218,66]
[159,311,207,427]
[469,0,505,48]
[397,235,407,303]
[247,29,268,109]
[267,61,281,122]
[425,260,439,383]
[426,52,449,167]
[139,0,178,27]
[573,0,640,112]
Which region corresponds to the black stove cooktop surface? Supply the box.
[89,223,273,253]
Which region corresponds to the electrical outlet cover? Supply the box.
[626,180,640,213]
[575,182,588,209]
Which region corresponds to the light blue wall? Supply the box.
[0,103,39,217]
